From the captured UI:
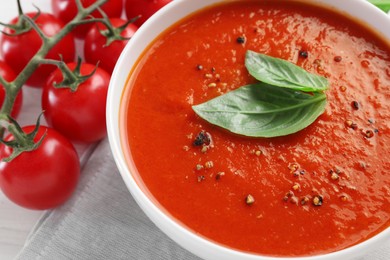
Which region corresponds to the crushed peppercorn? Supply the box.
[345,120,353,127]
[195,164,204,171]
[288,162,300,172]
[216,172,225,180]
[292,170,304,177]
[236,36,246,44]
[351,101,360,110]
[299,50,309,58]
[334,56,342,62]
[330,171,339,180]
[301,196,310,205]
[193,131,211,146]
[205,161,214,169]
[283,190,294,201]
[312,195,323,206]
[290,196,299,205]
[340,195,348,202]
[292,183,301,191]
[196,64,203,70]
[345,120,358,130]
[245,194,255,205]
[362,129,374,138]
[197,175,205,182]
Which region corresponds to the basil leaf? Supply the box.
[368,0,390,12]
[245,50,329,92]
[192,83,327,137]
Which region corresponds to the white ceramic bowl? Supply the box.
[106,1,390,259]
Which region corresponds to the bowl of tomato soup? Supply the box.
[107,0,390,259]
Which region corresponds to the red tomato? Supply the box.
[42,62,110,143]
[0,125,80,210]
[0,61,23,118]
[125,0,172,27]
[84,18,138,73]
[51,0,123,38]
[0,12,75,88]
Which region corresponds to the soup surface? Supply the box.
[122,0,390,256]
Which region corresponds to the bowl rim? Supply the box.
[106,1,390,259]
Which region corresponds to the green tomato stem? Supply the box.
[0,0,109,139]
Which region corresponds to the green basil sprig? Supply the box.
[368,0,390,12]
[192,50,329,137]
[245,50,329,92]
[192,83,327,137]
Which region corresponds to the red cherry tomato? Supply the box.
[0,61,23,118]
[42,62,110,143]
[51,0,123,38]
[125,0,172,27]
[0,125,80,210]
[0,12,75,88]
[84,18,138,73]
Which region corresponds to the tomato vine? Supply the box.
[0,0,110,161]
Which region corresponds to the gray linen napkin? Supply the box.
[16,138,200,260]
[15,139,390,260]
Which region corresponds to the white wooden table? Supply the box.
[0,88,48,260]
[0,189,43,259]
[0,1,79,259]
[0,85,92,260]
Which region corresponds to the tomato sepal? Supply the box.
[0,3,41,36]
[42,57,98,92]
[0,113,45,162]
[94,12,139,46]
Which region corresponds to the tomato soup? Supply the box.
[121,0,390,257]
